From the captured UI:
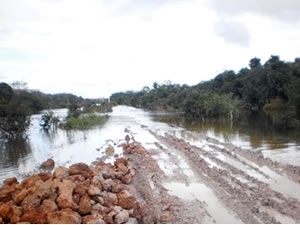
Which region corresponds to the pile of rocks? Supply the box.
[0,157,138,224]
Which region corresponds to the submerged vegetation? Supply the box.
[0,82,112,139]
[60,113,109,130]
[0,83,32,139]
[110,55,300,129]
[58,100,111,130]
[1,54,300,140]
[40,111,60,130]
[60,103,110,130]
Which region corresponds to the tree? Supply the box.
[109,55,300,129]
[153,82,159,89]
[0,86,31,139]
[249,57,261,70]
[10,81,28,90]
[264,55,292,101]
[142,86,150,93]
[223,94,241,125]
[0,82,13,108]
[213,70,236,93]
[40,110,59,130]
[0,83,45,139]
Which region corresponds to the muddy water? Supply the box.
[152,113,300,166]
[164,182,242,224]
[0,106,299,182]
[0,106,171,183]
[1,105,300,223]
[148,143,243,223]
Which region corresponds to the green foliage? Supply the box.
[0,83,31,139]
[0,82,112,139]
[60,113,109,130]
[67,103,81,118]
[10,81,28,90]
[0,82,13,106]
[111,81,189,112]
[110,55,300,129]
[263,98,287,112]
[249,57,261,70]
[58,97,112,130]
[182,90,205,120]
[40,110,59,130]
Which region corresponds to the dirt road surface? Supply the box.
[122,124,300,224]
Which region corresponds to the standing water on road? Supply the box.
[1,105,300,223]
[1,105,300,183]
[0,106,160,182]
[152,112,300,166]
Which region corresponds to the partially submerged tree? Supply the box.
[0,83,31,139]
[40,110,60,130]
[0,82,13,106]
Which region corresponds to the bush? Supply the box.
[60,113,109,130]
[263,98,287,112]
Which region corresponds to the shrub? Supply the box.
[60,113,109,130]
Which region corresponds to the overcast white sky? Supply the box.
[0,0,300,98]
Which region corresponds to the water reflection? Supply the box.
[1,106,300,184]
[0,138,31,168]
[151,113,300,165]
[249,135,263,149]
[42,126,59,141]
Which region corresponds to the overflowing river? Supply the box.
[1,105,300,184]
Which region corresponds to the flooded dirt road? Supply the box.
[115,107,300,223]
[1,105,300,223]
[124,137,300,223]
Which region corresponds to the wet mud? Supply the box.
[123,125,300,224]
[2,105,300,223]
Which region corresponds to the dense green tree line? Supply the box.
[0,82,111,139]
[110,56,300,129]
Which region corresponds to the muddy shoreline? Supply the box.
[125,128,300,223]
[1,128,300,223]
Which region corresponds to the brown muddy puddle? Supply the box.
[163,182,242,224]
[214,152,300,201]
[215,152,300,200]
[137,124,300,223]
[263,207,296,224]
[146,143,242,224]
[2,106,300,223]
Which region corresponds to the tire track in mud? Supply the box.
[202,134,300,184]
[150,131,300,223]
[124,143,211,224]
[148,142,233,223]
[152,134,265,223]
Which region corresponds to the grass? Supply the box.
[60,113,109,130]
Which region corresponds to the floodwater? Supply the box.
[152,112,300,166]
[1,105,300,223]
[1,105,300,184]
[164,182,243,224]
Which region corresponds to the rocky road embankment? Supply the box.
[1,129,300,224]
[0,140,188,224]
[0,145,139,224]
